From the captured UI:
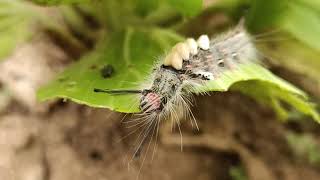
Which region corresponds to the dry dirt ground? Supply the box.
[1,31,320,180]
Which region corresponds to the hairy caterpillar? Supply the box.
[94,20,258,158]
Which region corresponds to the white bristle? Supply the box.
[197,35,210,50]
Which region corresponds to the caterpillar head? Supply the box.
[140,65,183,114]
[139,90,162,113]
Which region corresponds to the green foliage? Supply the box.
[166,0,203,17]
[229,165,248,180]
[232,79,319,122]
[246,0,288,31]
[246,0,320,52]
[287,132,320,166]
[284,0,320,51]
[135,0,160,17]
[32,0,203,18]
[259,36,320,87]
[0,0,36,59]
[31,0,90,5]
[212,64,319,122]
[0,0,77,60]
[247,0,320,98]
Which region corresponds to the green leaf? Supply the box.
[0,0,78,60]
[198,63,304,95]
[246,0,320,52]
[37,28,183,112]
[287,132,320,166]
[258,36,320,87]
[135,0,160,17]
[31,0,90,5]
[165,0,203,17]
[283,1,320,51]
[0,0,36,59]
[246,0,288,32]
[293,0,320,12]
[232,78,319,122]
[229,165,248,180]
[196,63,319,122]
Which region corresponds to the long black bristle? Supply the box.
[93,88,142,94]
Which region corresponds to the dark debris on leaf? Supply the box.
[100,64,115,78]
[90,64,98,70]
[58,76,68,82]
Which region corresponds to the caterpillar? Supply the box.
[94,20,258,158]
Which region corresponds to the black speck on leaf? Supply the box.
[90,64,98,70]
[100,64,115,78]
[58,76,68,82]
